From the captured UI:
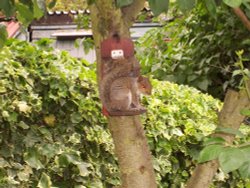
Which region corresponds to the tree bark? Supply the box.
[186,85,250,188]
[108,116,157,188]
[89,1,157,187]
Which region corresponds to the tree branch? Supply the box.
[186,86,250,188]
[121,0,146,27]
[233,7,250,32]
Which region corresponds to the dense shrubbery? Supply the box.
[136,4,250,99]
[1,39,248,188]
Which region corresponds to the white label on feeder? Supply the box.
[111,49,124,59]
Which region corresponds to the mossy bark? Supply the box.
[89,1,157,187]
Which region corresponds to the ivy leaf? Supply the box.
[70,112,82,123]
[196,79,209,91]
[176,0,196,13]
[38,173,52,188]
[148,0,169,16]
[77,163,91,177]
[40,144,60,159]
[18,121,30,129]
[56,152,82,167]
[223,0,242,7]
[24,148,44,169]
[198,144,224,163]
[116,0,134,8]
[219,147,247,173]
[0,0,15,17]
[204,0,217,18]
[0,25,8,49]
[17,165,33,181]
[17,101,31,113]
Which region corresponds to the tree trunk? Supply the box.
[89,1,157,187]
[186,85,250,188]
[108,116,157,188]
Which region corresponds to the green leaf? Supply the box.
[219,147,247,173]
[0,0,15,17]
[18,121,30,129]
[48,0,57,9]
[56,154,70,167]
[148,0,169,16]
[70,112,82,123]
[40,144,59,159]
[56,152,82,167]
[223,0,242,7]
[24,148,44,169]
[240,108,250,116]
[177,0,196,13]
[239,161,250,178]
[65,153,82,165]
[198,144,224,163]
[82,38,95,54]
[0,25,8,49]
[204,0,217,18]
[17,165,32,181]
[203,137,226,146]
[16,3,34,26]
[116,0,134,8]
[38,173,52,188]
[33,0,44,19]
[77,163,91,177]
[215,127,244,137]
[240,145,250,158]
[232,69,242,77]
[196,79,209,91]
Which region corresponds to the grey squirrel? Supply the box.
[109,75,152,111]
[100,57,152,112]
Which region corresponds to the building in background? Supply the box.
[30,9,161,62]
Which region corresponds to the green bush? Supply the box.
[1,39,243,188]
[136,5,250,99]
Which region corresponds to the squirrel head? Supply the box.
[137,76,152,95]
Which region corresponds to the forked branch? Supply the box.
[233,7,250,31]
[121,0,146,26]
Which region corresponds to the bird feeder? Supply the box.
[100,34,148,117]
[101,34,134,60]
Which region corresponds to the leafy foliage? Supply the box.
[0,39,226,187]
[0,25,8,49]
[0,39,115,188]
[46,0,88,11]
[148,0,169,16]
[136,4,250,99]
